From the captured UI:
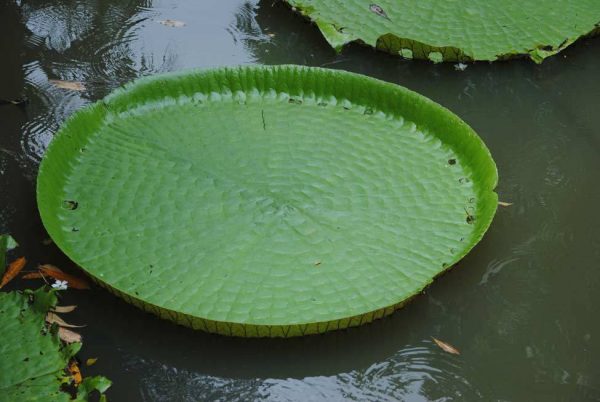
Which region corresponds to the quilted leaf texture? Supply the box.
[285,0,600,62]
[37,66,498,337]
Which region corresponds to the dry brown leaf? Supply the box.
[39,264,90,289]
[0,257,26,288]
[85,357,98,367]
[58,327,82,343]
[49,79,85,91]
[498,201,513,207]
[46,312,86,328]
[432,337,460,355]
[68,360,82,386]
[22,272,44,279]
[53,305,77,313]
[157,19,186,27]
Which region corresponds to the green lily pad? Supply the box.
[284,0,600,63]
[0,288,110,401]
[37,65,498,337]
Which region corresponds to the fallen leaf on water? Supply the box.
[58,327,82,343]
[0,257,27,288]
[53,305,77,313]
[498,201,513,207]
[432,337,460,355]
[157,19,186,28]
[22,271,44,279]
[46,312,86,328]
[369,4,390,20]
[49,79,85,91]
[39,264,90,289]
[86,358,98,367]
[68,360,83,386]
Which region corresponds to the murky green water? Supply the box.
[1,1,600,400]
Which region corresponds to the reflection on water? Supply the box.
[2,0,600,400]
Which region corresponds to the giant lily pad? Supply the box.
[37,66,497,337]
[284,0,600,63]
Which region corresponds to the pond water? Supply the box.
[1,1,600,401]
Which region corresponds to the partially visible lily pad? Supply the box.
[284,0,600,62]
[0,288,110,401]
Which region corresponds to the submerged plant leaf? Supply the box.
[284,0,600,62]
[39,264,90,289]
[0,257,26,288]
[37,65,498,337]
[85,358,98,367]
[432,337,461,355]
[49,79,86,91]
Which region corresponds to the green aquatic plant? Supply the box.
[0,288,110,401]
[284,0,600,62]
[0,234,18,275]
[37,65,497,337]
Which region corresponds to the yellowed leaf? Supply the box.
[46,312,85,328]
[157,19,186,28]
[85,357,98,366]
[498,201,513,207]
[53,305,77,313]
[432,337,460,355]
[58,327,82,343]
[68,360,82,385]
[49,79,85,91]
[0,257,26,288]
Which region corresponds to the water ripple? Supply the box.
[22,2,93,52]
[130,341,482,401]
[22,60,88,163]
